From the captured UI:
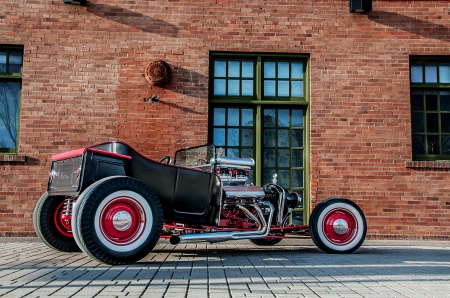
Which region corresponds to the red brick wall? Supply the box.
[1,0,450,239]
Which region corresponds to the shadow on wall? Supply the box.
[368,11,450,41]
[86,2,179,38]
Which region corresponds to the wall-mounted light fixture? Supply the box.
[62,0,87,5]
[349,0,372,13]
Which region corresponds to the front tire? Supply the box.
[72,176,163,265]
[33,192,80,252]
[309,198,366,253]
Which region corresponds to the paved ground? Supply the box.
[1,238,450,298]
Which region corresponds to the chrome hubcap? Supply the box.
[112,211,132,231]
[333,218,349,235]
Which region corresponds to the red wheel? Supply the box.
[54,201,73,238]
[309,198,366,253]
[72,177,163,265]
[33,192,80,252]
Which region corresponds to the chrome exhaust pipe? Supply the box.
[169,202,274,245]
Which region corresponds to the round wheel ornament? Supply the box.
[144,60,172,86]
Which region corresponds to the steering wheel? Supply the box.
[158,156,172,164]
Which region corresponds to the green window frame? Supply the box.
[410,57,450,161]
[209,52,310,224]
[0,46,23,154]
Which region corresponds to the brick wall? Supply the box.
[1,0,450,239]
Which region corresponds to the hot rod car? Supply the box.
[33,141,367,265]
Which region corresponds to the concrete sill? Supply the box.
[0,155,27,162]
[405,160,450,169]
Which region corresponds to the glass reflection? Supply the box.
[227,128,239,146]
[278,62,289,78]
[425,63,437,83]
[242,61,254,78]
[214,108,225,126]
[264,62,276,78]
[411,64,423,83]
[213,128,225,146]
[228,108,239,126]
[242,80,253,96]
[264,80,276,96]
[228,80,240,96]
[214,79,226,96]
[292,62,303,79]
[214,60,226,77]
[278,81,289,97]
[278,129,289,147]
[228,61,240,77]
[439,64,450,83]
[278,149,290,167]
[292,81,303,97]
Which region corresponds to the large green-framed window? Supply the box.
[0,46,23,154]
[410,57,450,160]
[210,52,309,224]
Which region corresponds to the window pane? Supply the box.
[411,91,424,111]
[242,109,253,127]
[292,129,303,147]
[426,113,439,132]
[292,149,303,167]
[242,80,253,96]
[439,64,450,83]
[441,92,450,112]
[411,64,423,83]
[241,148,253,159]
[426,92,438,111]
[278,81,289,97]
[241,128,253,146]
[264,149,275,167]
[278,109,289,127]
[292,62,303,79]
[8,53,22,74]
[291,81,303,97]
[412,135,425,154]
[214,79,226,95]
[214,60,226,77]
[442,136,450,155]
[441,114,450,133]
[242,61,253,78]
[0,82,20,149]
[278,149,290,167]
[278,62,289,78]
[228,80,240,96]
[292,170,303,187]
[428,135,439,155]
[411,113,424,133]
[214,108,225,126]
[264,129,276,146]
[277,170,289,188]
[264,80,275,96]
[213,128,225,146]
[263,169,275,185]
[264,109,275,127]
[228,61,240,78]
[0,52,7,73]
[425,63,437,83]
[292,110,303,127]
[228,108,239,126]
[278,129,289,147]
[264,62,276,78]
[227,128,239,146]
[227,148,239,158]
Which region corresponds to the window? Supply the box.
[0,46,23,153]
[410,58,450,160]
[210,52,309,224]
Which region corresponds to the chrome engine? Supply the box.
[170,155,302,245]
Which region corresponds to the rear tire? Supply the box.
[250,237,283,246]
[33,192,80,252]
[309,198,366,253]
[72,176,163,265]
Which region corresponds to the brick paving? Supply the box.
[1,238,450,297]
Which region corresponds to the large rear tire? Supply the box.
[33,192,80,252]
[72,176,163,265]
[309,198,366,253]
